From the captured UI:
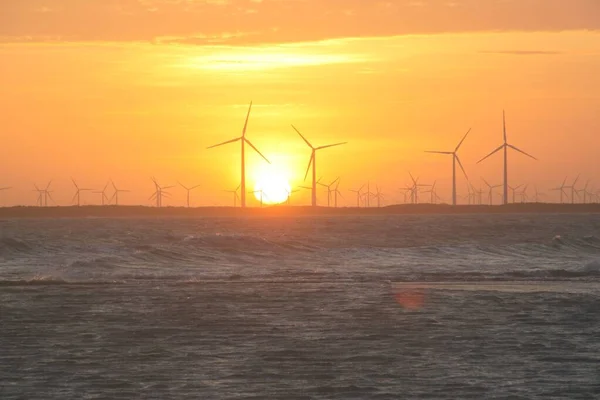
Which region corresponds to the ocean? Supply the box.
[1,213,599,399]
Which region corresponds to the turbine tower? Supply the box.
[34,181,53,207]
[179,182,200,208]
[224,184,241,207]
[207,102,271,208]
[551,177,568,204]
[292,125,346,207]
[92,182,111,206]
[110,180,130,206]
[481,178,502,205]
[349,185,365,207]
[425,128,471,206]
[478,111,537,205]
[72,179,92,206]
[564,175,580,204]
[150,178,174,208]
[318,177,339,207]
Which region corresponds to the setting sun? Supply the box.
[254,169,291,205]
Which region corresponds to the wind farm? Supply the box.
[0,108,598,214]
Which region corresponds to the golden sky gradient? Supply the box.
[1,1,599,206]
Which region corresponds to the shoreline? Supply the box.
[0,203,599,218]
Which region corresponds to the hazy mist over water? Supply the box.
[1,214,600,398]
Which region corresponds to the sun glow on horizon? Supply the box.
[253,167,292,205]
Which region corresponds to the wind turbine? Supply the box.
[550,177,568,204]
[333,179,343,208]
[517,184,529,203]
[92,182,111,206]
[179,182,200,208]
[374,185,385,207]
[223,184,241,207]
[318,177,339,207]
[564,175,580,204]
[425,128,471,206]
[249,189,267,207]
[34,181,53,207]
[349,185,365,207]
[508,184,523,204]
[578,179,592,204]
[478,111,537,205]
[292,125,346,207]
[150,178,174,208]
[407,172,429,204]
[72,179,92,206]
[110,180,129,206]
[481,178,502,205]
[207,102,271,208]
[285,188,300,205]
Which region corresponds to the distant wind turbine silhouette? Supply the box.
[481,178,502,205]
[564,175,580,204]
[224,184,241,207]
[179,182,200,208]
[349,185,365,207]
[318,177,339,207]
[72,179,92,206]
[550,177,568,204]
[292,125,346,207]
[373,185,385,207]
[207,102,270,208]
[150,178,173,208]
[34,181,53,207]
[477,111,537,205]
[425,128,471,206]
[92,182,111,206]
[110,180,129,206]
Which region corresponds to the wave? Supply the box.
[0,237,33,255]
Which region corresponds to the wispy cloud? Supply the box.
[1,0,599,45]
[479,50,565,56]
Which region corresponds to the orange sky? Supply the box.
[1,1,599,206]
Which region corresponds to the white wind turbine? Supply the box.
[425,128,471,206]
[178,182,201,208]
[72,179,92,206]
[207,102,271,208]
[478,111,537,205]
[481,178,502,205]
[34,181,53,207]
[373,185,385,207]
[332,179,343,208]
[292,125,346,207]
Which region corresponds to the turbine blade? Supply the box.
[45,180,52,190]
[178,181,188,190]
[71,178,78,189]
[291,125,313,149]
[481,177,491,188]
[455,155,468,180]
[455,128,472,152]
[508,144,537,160]
[316,142,347,151]
[424,151,452,155]
[207,137,241,149]
[477,144,504,164]
[304,152,314,181]
[242,101,252,137]
[244,138,271,164]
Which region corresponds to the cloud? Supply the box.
[1,0,599,45]
[478,50,565,56]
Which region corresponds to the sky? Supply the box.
[1,0,599,206]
